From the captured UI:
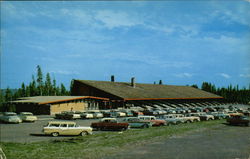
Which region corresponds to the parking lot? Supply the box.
[0,116,103,143]
[106,124,250,159]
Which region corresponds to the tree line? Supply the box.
[0,67,250,111]
[191,82,250,104]
[0,65,70,111]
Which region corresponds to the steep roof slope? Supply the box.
[75,80,222,100]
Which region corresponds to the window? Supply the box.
[60,124,68,127]
[49,124,60,127]
[68,124,75,127]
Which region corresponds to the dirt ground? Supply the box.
[105,124,250,159]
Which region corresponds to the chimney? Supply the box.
[111,75,115,82]
[159,80,163,85]
[131,77,136,88]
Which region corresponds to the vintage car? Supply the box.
[137,116,166,126]
[110,111,126,118]
[91,118,129,131]
[43,121,93,137]
[0,112,22,124]
[208,112,230,119]
[227,115,250,126]
[227,111,244,117]
[91,112,104,118]
[80,112,94,119]
[55,111,81,120]
[123,117,153,128]
[158,114,185,125]
[181,114,200,123]
[187,113,214,121]
[120,110,134,117]
[18,112,37,122]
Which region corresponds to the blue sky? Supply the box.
[1,1,250,89]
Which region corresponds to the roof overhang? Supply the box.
[124,97,224,101]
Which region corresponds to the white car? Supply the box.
[19,112,37,122]
[43,121,92,137]
[0,112,22,124]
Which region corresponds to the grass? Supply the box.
[0,120,225,159]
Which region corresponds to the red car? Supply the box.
[91,118,129,131]
[227,115,250,126]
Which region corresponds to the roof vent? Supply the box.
[111,75,115,82]
[131,77,136,88]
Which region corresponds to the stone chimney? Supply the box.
[111,75,115,82]
[131,77,136,88]
[159,80,163,85]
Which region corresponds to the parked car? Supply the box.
[80,112,94,119]
[158,114,185,125]
[182,114,200,123]
[43,121,92,137]
[120,110,134,117]
[0,112,22,124]
[55,111,81,120]
[227,115,250,126]
[110,111,126,118]
[18,112,37,122]
[91,118,129,131]
[88,111,103,118]
[208,112,230,119]
[131,110,144,116]
[138,116,166,126]
[188,113,214,121]
[123,117,153,128]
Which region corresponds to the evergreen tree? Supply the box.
[45,73,52,95]
[60,83,68,95]
[5,87,12,102]
[36,65,43,96]
[52,78,57,95]
[29,75,37,96]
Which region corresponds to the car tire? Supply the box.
[80,131,88,136]
[186,120,191,123]
[51,132,59,137]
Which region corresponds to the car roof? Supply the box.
[48,121,76,124]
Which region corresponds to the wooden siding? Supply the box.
[50,102,88,115]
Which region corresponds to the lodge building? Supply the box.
[11,96,108,115]
[71,77,224,109]
[11,77,224,115]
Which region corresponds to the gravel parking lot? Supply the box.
[0,115,103,143]
[106,124,250,159]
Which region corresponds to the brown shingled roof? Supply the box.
[75,80,223,100]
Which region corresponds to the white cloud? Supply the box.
[239,74,250,78]
[219,73,231,79]
[174,73,193,78]
[94,10,142,29]
[50,70,79,75]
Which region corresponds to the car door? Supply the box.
[59,123,69,135]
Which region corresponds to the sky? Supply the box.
[1,1,250,89]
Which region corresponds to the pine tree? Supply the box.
[36,65,43,96]
[45,73,52,95]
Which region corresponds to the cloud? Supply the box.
[50,70,79,75]
[94,10,142,29]
[219,73,231,79]
[174,73,193,78]
[239,74,250,78]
